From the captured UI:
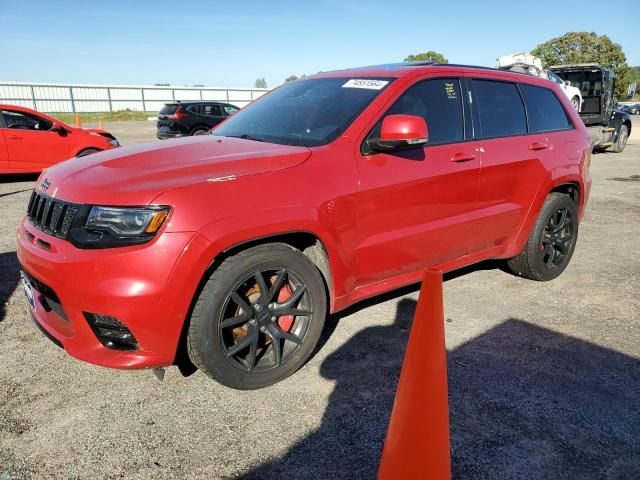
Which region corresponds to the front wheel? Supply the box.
[506,193,578,281]
[192,128,208,136]
[570,96,580,111]
[76,148,99,157]
[187,243,327,389]
[611,125,629,153]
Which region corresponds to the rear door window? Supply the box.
[472,80,526,139]
[203,104,223,116]
[379,78,465,145]
[520,84,573,133]
[186,105,201,114]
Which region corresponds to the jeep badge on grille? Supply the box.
[40,178,51,191]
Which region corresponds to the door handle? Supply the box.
[7,134,23,140]
[528,142,548,151]
[450,152,476,162]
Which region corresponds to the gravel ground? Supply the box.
[1,119,639,479]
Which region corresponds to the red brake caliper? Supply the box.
[275,282,294,332]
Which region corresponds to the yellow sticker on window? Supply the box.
[445,83,457,100]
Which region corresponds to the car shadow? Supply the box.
[0,188,33,199]
[310,259,506,362]
[239,310,640,479]
[0,251,20,323]
[0,173,39,185]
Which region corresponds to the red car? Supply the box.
[0,104,119,174]
[17,63,591,389]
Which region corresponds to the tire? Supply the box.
[187,243,327,389]
[506,193,578,281]
[76,148,99,157]
[611,125,629,153]
[570,96,580,111]
[191,128,208,136]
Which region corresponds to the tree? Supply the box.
[285,75,299,82]
[531,32,630,98]
[254,78,267,88]
[404,51,448,64]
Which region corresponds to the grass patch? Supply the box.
[52,110,152,124]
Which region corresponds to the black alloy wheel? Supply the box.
[540,207,574,270]
[219,268,312,373]
[187,243,327,389]
[506,192,579,281]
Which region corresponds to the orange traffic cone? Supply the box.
[378,269,451,480]
[98,119,104,129]
[75,112,81,128]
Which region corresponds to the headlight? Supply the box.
[108,139,120,147]
[86,207,168,236]
[70,206,170,248]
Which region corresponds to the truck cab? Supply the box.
[550,64,632,152]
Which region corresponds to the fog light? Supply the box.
[84,312,138,351]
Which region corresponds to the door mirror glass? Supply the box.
[369,114,429,152]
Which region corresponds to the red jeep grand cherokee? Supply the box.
[17,63,591,389]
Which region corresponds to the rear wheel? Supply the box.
[506,193,578,281]
[192,128,208,136]
[611,125,629,153]
[187,243,327,389]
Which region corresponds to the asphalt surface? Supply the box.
[1,119,639,479]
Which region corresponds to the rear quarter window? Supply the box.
[203,104,223,116]
[473,80,527,139]
[159,105,179,115]
[520,84,573,133]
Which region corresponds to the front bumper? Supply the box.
[17,217,197,369]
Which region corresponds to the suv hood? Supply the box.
[39,136,311,205]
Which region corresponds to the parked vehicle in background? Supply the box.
[0,104,119,174]
[496,53,582,111]
[550,64,632,153]
[18,63,591,389]
[156,101,239,139]
[619,103,640,115]
[546,70,583,111]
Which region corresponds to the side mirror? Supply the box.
[369,114,429,153]
[51,123,65,134]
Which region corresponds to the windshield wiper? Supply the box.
[225,134,266,143]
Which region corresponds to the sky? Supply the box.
[1,0,638,88]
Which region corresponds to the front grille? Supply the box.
[27,191,79,239]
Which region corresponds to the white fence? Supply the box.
[0,82,270,113]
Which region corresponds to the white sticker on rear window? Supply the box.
[342,79,389,90]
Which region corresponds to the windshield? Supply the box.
[547,71,564,85]
[212,77,393,147]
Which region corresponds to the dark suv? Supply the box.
[156,101,239,139]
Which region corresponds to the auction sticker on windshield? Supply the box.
[342,79,389,90]
[21,272,36,310]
